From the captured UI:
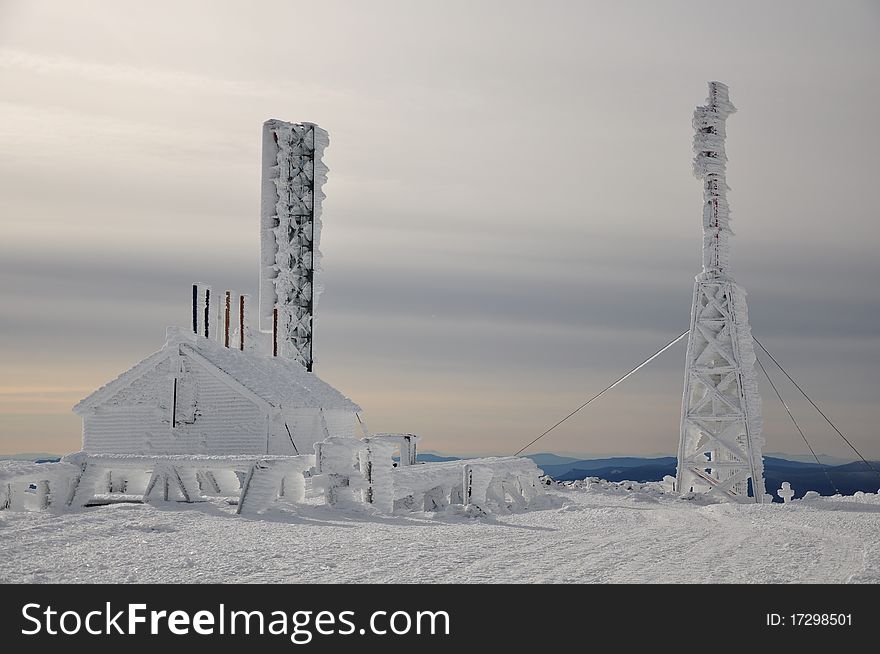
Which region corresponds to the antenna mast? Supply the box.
[676,82,766,502]
[259,120,329,371]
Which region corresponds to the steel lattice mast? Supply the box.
[259,120,329,371]
[676,82,766,502]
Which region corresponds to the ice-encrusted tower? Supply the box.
[260,120,330,371]
[676,82,765,502]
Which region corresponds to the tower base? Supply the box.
[676,277,765,502]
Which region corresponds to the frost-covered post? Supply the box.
[462,464,493,508]
[360,438,395,512]
[314,437,364,508]
[239,293,250,351]
[400,434,419,466]
[260,120,329,371]
[676,82,765,502]
[192,283,212,338]
[778,481,794,504]
[371,433,420,466]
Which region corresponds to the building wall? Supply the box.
[270,408,357,456]
[81,351,361,456]
[83,353,267,455]
[270,409,319,455]
[323,410,359,440]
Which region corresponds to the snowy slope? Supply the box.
[2,483,878,584]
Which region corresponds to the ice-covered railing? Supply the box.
[60,453,316,515]
[3,437,548,516]
[313,436,396,511]
[392,457,544,513]
[312,437,546,514]
[373,432,420,466]
[0,460,79,511]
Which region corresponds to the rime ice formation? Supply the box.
[676,82,765,502]
[73,327,361,457]
[0,444,545,516]
[0,118,549,518]
[260,120,329,370]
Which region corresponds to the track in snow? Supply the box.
[1,484,878,584]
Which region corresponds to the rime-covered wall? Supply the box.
[81,349,359,456]
[322,410,358,440]
[268,408,359,456]
[270,408,321,456]
[83,356,266,455]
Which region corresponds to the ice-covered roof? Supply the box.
[74,327,360,414]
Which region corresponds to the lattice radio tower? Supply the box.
[259,120,330,371]
[676,82,766,502]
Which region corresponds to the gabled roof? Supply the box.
[73,327,360,415]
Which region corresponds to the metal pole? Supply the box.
[273,307,278,357]
[171,377,178,428]
[192,284,198,334]
[239,294,245,350]
[224,291,231,348]
[204,288,210,339]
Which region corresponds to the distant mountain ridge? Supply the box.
[0,453,62,463]
[418,451,879,502]
[540,455,880,501]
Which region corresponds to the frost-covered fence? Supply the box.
[313,437,364,507]
[313,441,545,514]
[359,437,395,512]
[371,432,420,466]
[237,456,314,516]
[393,456,543,513]
[61,453,314,513]
[312,436,395,511]
[0,461,80,512]
[2,439,548,517]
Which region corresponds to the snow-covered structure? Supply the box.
[0,117,549,518]
[676,82,766,502]
[73,327,361,456]
[260,120,329,370]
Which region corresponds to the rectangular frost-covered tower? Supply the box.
[260,120,330,371]
[676,82,765,502]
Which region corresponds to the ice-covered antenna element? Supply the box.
[239,293,249,351]
[259,120,330,371]
[676,82,766,503]
[693,81,736,276]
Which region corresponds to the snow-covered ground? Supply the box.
[1,481,878,584]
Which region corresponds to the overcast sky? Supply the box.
[1,0,878,459]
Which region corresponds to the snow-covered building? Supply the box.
[74,327,361,457]
[70,119,354,458]
[0,118,547,517]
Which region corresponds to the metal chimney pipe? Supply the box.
[192,284,198,334]
[224,291,231,348]
[216,291,224,343]
[239,294,248,351]
[273,307,278,357]
[203,286,211,339]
